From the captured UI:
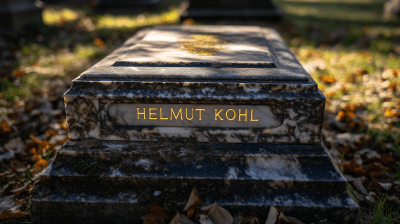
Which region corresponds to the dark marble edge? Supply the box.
[61,140,328,154]
[64,85,320,97]
[78,67,310,82]
[30,190,356,206]
[58,146,329,157]
[68,77,318,93]
[38,163,347,188]
[64,88,325,100]
[72,77,312,84]
[112,61,277,68]
[38,169,346,182]
[76,26,314,83]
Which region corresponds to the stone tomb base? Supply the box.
[31,140,358,224]
[31,25,358,224]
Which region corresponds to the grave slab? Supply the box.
[31,26,359,224]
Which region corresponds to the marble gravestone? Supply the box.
[180,0,284,21]
[30,26,358,224]
[0,0,43,31]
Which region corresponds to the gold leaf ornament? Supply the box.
[179,34,227,56]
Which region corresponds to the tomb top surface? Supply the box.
[79,26,311,82]
[116,26,274,66]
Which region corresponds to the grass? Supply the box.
[372,196,400,224]
[0,2,181,103]
[395,167,400,181]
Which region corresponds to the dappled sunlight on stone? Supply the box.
[179,34,227,56]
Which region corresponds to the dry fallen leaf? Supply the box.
[199,214,212,224]
[183,187,201,219]
[320,75,336,84]
[0,196,29,220]
[60,136,70,145]
[356,69,368,77]
[232,212,244,224]
[265,206,290,224]
[240,216,260,224]
[242,212,264,224]
[389,82,397,92]
[142,204,171,224]
[33,157,50,174]
[384,109,400,117]
[381,154,396,164]
[200,203,233,224]
[340,159,366,177]
[169,211,194,224]
[29,135,54,154]
[12,69,27,77]
[287,217,305,224]
[0,122,11,134]
[93,38,106,49]
[182,18,196,25]
[59,121,68,130]
[45,129,58,136]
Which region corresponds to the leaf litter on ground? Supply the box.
[142,187,313,224]
[0,196,28,221]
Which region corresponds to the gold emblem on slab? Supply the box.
[179,34,228,56]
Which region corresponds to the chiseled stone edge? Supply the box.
[30,192,358,224]
[77,26,313,82]
[70,79,318,93]
[63,26,325,143]
[30,140,358,224]
[64,92,325,143]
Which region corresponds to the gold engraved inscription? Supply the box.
[238,109,247,121]
[215,109,224,121]
[137,108,146,120]
[170,108,183,120]
[186,108,194,120]
[135,107,259,122]
[160,108,169,120]
[196,109,205,121]
[149,108,157,120]
[226,109,236,121]
[110,104,287,134]
[250,109,259,122]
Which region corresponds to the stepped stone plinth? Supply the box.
[30,26,359,224]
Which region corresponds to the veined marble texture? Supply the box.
[65,88,325,143]
[31,140,358,224]
[64,26,326,144]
